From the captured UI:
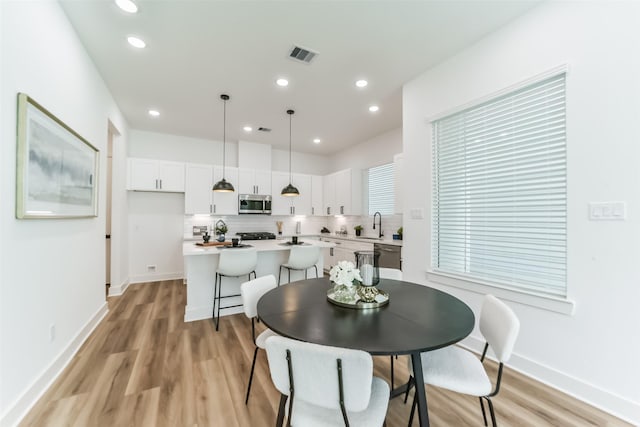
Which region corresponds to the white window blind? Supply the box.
[432,73,567,297]
[368,163,394,215]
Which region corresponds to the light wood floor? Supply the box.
[21,280,630,427]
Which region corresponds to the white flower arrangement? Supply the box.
[329,261,363,287]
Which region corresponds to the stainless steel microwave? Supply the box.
[238,194,272,214]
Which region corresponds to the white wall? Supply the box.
[402,2,639,423]
[129,192,185,283]
[272,147,331,175]
[328,127,401,172]
[0,1,128,425]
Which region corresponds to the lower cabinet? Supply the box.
[320,237,374,272]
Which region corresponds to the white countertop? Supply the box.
[183,238,335,256]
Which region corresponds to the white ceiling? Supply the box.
[60,0,539,155]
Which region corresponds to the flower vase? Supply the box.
[332,283,357,303]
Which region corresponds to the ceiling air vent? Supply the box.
[288,45,318,64]
[258,127,271,132]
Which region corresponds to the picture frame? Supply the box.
[16,93,99,219]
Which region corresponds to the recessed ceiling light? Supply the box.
[355,79,368,88]
[115,0,138,13]
[127,36,146,48]
[148,109,160,117]
[313,138,321,144]
[276,78,289,87]
[368,105,379,112]
[243,126,253,132]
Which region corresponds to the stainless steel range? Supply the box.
[235,232,276,241]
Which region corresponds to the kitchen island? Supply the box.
[183,238,335,322]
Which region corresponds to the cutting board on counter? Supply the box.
[195,241,229,247]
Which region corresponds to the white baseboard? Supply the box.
[0,303,109,427]
[459,335,639,425]
[129,272,183,284]
[108,278,130,296]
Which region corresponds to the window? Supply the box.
[368,163,394,215]
[432,73,566,297]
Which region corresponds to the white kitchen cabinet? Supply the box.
[323,168,362,215]
[393,153,403,214]
[319,237,373,272]
[323,173,336,215]
[185,164,213,214]
[212,166,239,215]
[311,175,323,216]
[128,158,185,192]
[184,164,238,215]
[271,172,312,215]
[239,168,271,195]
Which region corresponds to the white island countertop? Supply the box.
[183,238,335,256]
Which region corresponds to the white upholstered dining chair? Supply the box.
[240,274,279,404]
[406,294,520,427]
[379,267,403,389]
[265,335,390,427]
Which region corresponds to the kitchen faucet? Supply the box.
[373,211,383,238]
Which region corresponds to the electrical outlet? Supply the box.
[49,324,56,342]
[147,265,156,272]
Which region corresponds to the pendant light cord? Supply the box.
[289,112,292,183]
[222,97,227,178]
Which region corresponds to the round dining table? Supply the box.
[257,277,475,427]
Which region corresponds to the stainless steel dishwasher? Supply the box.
[374,243,402,269]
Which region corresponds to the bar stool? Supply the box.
[278,245,321,285]
[213,248,258,331]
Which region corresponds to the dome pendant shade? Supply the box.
[213,94,235,193]
[212,178,234,192]
[281,109,300,197]
[281,183,300,197]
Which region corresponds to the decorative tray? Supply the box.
[327,287,389,309]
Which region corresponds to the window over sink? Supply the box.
[367,163,394,215]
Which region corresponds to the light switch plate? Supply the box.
[410,208,424,219]
[588,202,626,220]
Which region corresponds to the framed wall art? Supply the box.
[16,93,99,218]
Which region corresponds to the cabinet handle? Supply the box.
[213,204,216,213]
[159,179,163,190]
[210,204,212,213]
[340,206,344,214]
[330,248,334,256]
[312,207,314,215]
[327,207,330,215]
[293,206,295,215]
[155,179,158,189]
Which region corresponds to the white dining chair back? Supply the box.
[265,335,389,426]
[240,274,278,404]
[217,248,258,277]
[241,274,277,319]
[479,294,520,363]
[379,267,402,281]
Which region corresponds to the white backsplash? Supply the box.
[185,213,402,240]
[328,214,403,239]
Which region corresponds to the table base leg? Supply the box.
[410,352,429,426]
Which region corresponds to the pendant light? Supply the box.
[281,109,300,197]
[213,94,235,192]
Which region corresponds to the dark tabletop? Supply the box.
[257,278,475,356]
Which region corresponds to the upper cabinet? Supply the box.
[324,168,362,216]
[212,166,239,215]
[184,164,239,215]
[128,158,185,192]
[271,172,312,215]
[238,168,272,195]
[311,175,323,216]
[393,154,403,214]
